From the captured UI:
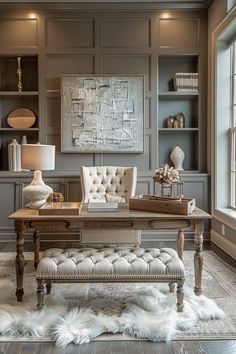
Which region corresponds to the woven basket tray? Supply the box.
[129,195,196,215]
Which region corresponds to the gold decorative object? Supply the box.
[17,56,23,92]
[164,112,185,128]
[175,112,185,128]
[165,116,175,128]
[47,192,64,206]
[173,119,179,128]
[47,192,64,208]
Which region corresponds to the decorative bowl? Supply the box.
[7,108,36,128]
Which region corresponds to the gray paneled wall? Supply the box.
[37,10,206,175]
[0,8,209,241]
[0,19,37,47]
[158,19,199,48]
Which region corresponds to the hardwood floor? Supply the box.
[0,240,235,354]
[0,340,235,354]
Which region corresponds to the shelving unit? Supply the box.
[159,128,199,131]
[158,55,199,171]
[159,92,199,100]
[0,56,39,171]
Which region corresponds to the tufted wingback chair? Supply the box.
[80,166,141,245]
[81,166,137,203]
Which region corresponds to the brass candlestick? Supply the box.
[17,56,23,92]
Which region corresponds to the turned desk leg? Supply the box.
[15,221,25,302]
[177,229,185,260]
[194,220,204,296]
[33,230,40,269]
[37,279,45,310]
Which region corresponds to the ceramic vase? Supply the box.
[170,146,185,170]
[21,135,28,144]
[8,139,21,172]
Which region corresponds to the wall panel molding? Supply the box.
[46,18,95,48]
[45,54,95,91]
[158,18,200,48]
[101,18,151,48]
[0,19,38,47]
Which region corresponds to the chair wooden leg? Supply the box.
[37,279,45,310]
[176,278,185,312]
[46,282,52,294]
[169,282,175,293]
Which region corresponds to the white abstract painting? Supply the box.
[61,75,144,153]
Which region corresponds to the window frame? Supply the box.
[211,6,236,226]
[230,42,236,209]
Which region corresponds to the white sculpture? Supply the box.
[8,139,21,172]
[170,146,185,171]
[21,135,28,144]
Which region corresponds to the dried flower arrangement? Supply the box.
[154,164,179,184]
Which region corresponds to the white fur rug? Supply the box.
[0,279,224,348]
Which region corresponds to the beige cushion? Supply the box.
[36,247,185,279]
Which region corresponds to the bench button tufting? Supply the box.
[36,246,185,312]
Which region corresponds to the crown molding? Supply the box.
[0,1,210,11]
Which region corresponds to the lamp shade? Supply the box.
[21,143,55,171]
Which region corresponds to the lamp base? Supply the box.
[23,170,53,209]
[25,198,50,210]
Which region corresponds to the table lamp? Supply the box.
[21,143,55,209]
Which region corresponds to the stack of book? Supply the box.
[174,73,198,92]
[87,202,118,212]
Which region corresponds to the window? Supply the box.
[212,6,236,224]
[231,42,236,208]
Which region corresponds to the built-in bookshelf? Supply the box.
[158,55,199,172]
[0,56,39,170]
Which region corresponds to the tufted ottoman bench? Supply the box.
[36,247,185,312]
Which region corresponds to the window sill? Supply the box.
[213,208,236,229]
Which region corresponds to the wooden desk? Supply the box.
[9,205,211,302]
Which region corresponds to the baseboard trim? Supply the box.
[211,230,236,260]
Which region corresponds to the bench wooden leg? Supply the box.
[46,282,52,294]
[169,283,175,293]
[37,279,45,310]
[176,278,185,312]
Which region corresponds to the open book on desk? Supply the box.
[87,202,118,212]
